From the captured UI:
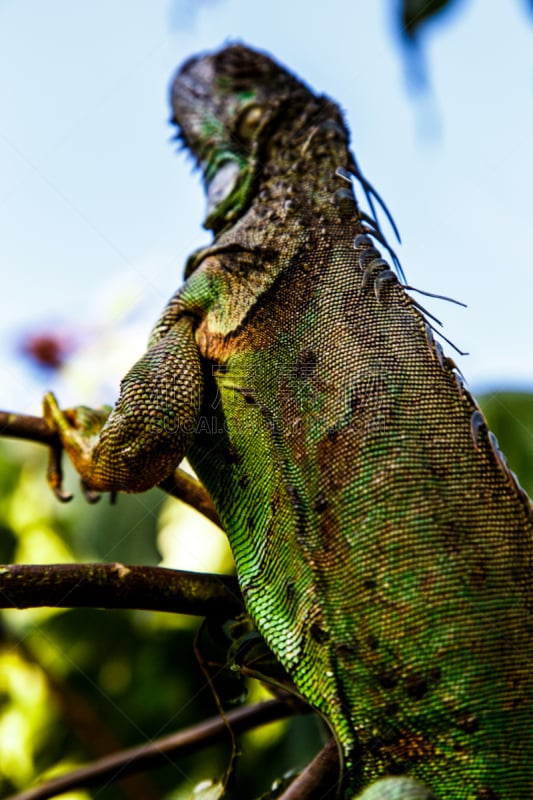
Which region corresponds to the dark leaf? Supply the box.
[400,0,464,41]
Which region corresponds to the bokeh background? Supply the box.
[1,2,533,798]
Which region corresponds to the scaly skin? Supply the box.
[44,45,533,798]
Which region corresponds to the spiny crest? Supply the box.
[335,166,467,356]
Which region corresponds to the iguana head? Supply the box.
[170,43,311,231]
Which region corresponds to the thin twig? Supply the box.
[278,737,340,800]
[7,699,292,800]
[159,469,221,528]
[0,563,243,619]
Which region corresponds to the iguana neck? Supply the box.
[259,96,356,201]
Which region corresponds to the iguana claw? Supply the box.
[81,484,101,504]
[45,437,73,503]
[42,390,111,501]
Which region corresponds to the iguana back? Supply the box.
[170,46,533,798]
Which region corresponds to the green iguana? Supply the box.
[43,44,533,798]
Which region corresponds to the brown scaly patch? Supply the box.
[365,727,445,772]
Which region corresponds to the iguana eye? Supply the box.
[236,104,263,142]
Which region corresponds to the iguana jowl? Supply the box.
[44,45,533,798]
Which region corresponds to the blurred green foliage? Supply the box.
[0,442,324,800]
[478,392,533,498]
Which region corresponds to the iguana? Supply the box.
[43,44,533,798]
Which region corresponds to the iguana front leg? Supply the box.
[43,315,203,497]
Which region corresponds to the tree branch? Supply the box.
[7,699,292,800]
[279,737,341,800]
[0,409,55,445]
[0,563,243,619]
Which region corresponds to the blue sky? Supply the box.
[1,0,532,416]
